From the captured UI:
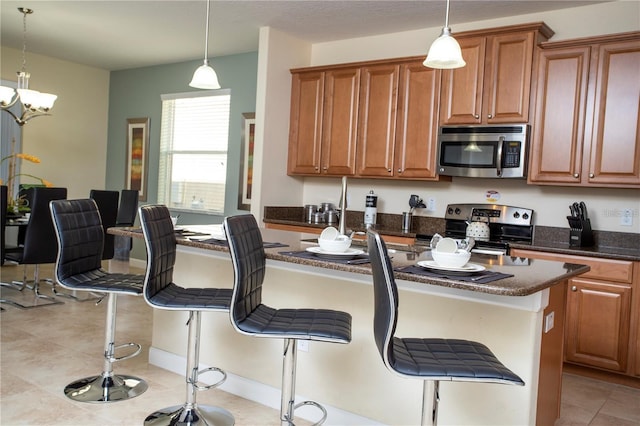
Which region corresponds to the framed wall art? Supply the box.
[125,117,149,201]
[238,112,255,210]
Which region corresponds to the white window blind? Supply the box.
[158,90,230,214]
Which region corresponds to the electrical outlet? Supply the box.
[621,209,633,226]
[427,197,436,212]
[297,340,309,352]
[544,311,555,333]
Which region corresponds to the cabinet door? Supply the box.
[566,278,632,372]
[440,36,486,125]
[356,64,399,177]
[322,68,360,175]
[484,31,536,123]
[394,62,441,179]
[528,46,591,184]
[587,39,640,186]
[288,71,324,175]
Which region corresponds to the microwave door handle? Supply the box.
[496,136,505,177]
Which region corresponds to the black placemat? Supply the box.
[279,250,370,265]
[189,238,288,249]
[395,265,513,284]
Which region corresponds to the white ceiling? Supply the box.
[1,0,613,71]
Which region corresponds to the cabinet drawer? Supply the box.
[511,249,633,284]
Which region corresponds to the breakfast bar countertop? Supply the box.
[109,225,589,298]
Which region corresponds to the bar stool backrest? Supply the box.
[224,214,267,325]
[366,230,400,373]
[1,185,8,263]
[138,205,177,301]
[50,199,104,284]
[22,187,67,264]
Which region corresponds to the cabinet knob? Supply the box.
[474,114,480,119]
[487,114,493,119]
[589,173,595,178]
[315,166,319,170]
[397,168,402,173]
[573,173,579,178]
[322,166,328,171]
[571,286,577,292]
[388,169,392,173]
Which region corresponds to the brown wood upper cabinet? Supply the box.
[440,23,554,125]
[287,68,359,176]
[357,61,441,179]
[528,32,640,188]
[289,57,442,180]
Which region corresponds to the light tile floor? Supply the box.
[2,262,639,425]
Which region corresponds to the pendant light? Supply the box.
[189,0,220,89]
[0,8,58,126]
[423,0,466,69]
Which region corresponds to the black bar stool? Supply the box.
[366,229,525,425]
[50,199,148,402]
[139,204,234,426]
[224,214,352,425]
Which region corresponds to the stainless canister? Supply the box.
[320,202,335,212]
[304,204,318,223]
[312,212,325,224]
[325,210,339,224]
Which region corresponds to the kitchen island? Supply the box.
[110,225,589,425]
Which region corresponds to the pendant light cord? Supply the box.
[20,8,32,73]
[203,0,210,63]
[444,0,451,29]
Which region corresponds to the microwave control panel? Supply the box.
[502,141,522,168]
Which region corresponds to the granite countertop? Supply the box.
[110,226,589,297]
[263,206,640,262]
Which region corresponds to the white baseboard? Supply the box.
[149,347,382,426]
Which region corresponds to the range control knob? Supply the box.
[454,208,461,215]
[447,207,454,215]
[513,212,520,219]
[522,213,529,220]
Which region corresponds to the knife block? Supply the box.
[567,216,594,247]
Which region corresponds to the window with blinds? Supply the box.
[158,89,231,214]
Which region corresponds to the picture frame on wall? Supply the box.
[238,112,255,210]
[125,117,149,201]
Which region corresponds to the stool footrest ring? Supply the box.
[107,342,142,363]
[188,366,227,391]
[289,400,328,426]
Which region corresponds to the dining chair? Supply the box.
[90,189,120,260]
[116,189,139,226]
[2,187,67,308]
[366,229,524,425]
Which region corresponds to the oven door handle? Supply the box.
[496,136,505,177]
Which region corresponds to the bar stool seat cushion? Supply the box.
[391,337,525,383]
[147,283,231,310]
[58,270,143,295]
[236,305,352,342]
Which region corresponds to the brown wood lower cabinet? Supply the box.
[511,248,639,380]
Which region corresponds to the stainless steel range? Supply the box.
[443,203,534,255]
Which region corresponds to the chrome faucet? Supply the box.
[338,176,348,236]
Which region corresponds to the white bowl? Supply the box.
[435,237,458,253]
[431,250,471,268]
[318,235,351,252]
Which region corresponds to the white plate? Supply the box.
[417,260,486,274]
[306,246,365,259]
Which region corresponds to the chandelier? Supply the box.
[0,8,58,126]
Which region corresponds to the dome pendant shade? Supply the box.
[423,28,466,69]
[189,60,220,89]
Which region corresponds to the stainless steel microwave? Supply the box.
[437,124,530,178]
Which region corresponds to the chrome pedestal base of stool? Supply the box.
[144,405,235,426]
[64,373,148,403]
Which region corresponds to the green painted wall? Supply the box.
[106,52,258,222]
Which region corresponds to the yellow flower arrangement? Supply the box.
[1,139,53,213]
